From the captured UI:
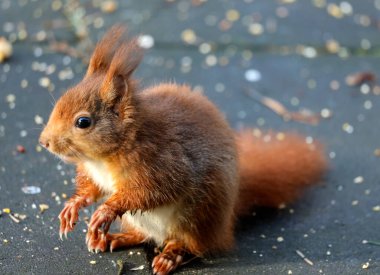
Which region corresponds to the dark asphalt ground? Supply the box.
[1,0,380,274]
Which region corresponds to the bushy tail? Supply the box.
[234,129,327,216]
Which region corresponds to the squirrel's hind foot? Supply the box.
[152,240,185,275]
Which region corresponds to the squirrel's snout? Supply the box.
[39,136,50,149]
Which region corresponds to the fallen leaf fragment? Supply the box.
[345,72,376,86]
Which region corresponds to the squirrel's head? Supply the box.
[39,25,142,163]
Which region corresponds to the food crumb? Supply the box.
[3,208,11,214]
[362,262,370,269]
[353,176,364,184]
[39,204,49,213]
[0,37,12,62]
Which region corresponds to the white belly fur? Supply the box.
[83,161,116,195]
[123,204,179,245]
[84,161,178,244]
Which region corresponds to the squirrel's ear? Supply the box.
[99,38,143,105]
[85,25,128,77]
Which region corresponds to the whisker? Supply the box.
[47,90,57,105]
[27,127,44,131]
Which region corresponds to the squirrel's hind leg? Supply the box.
[86,229,146,253]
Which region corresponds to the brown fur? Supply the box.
[39,26,327,274]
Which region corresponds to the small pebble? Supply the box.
[21,186,41,194]
[17,145,26,153]
[138,35,154,49]
[353,176,364,184]
[245,69,262,82]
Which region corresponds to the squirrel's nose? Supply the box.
[39,137,50,148]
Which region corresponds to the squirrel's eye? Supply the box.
[75,117,92,129]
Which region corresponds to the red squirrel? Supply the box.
[39,25,327,275]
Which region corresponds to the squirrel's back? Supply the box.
[137,83,238,180]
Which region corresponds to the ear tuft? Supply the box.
[99,37,143,104]
[85,24,129,77]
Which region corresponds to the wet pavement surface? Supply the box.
[1,0,380,274]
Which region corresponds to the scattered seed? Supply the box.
[3,208,11,214]
[181,29,197,44]
[320,108,333,118]
[0,37,13,62]
[342,123,354,134]
[39,204,49,213]
[130,265,144,271]
[9,213,20,223]
[353,176,364,184]
[101,1,117,13]
[295,250,314,266]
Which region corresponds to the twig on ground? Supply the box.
[244,88,321,125]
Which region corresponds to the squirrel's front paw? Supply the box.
[86,229,108,253]
[88,204,117,239]
[58,197,89,239]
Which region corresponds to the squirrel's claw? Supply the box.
[88,204,116,235]
[58,198,85,240]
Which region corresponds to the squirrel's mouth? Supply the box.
[59,154,78,164]
[47,147,83,164]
